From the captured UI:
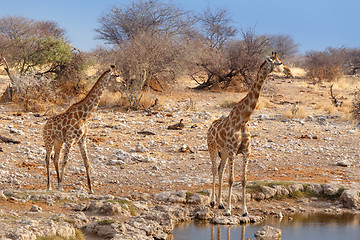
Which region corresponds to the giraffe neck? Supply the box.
[68,70,111,120]
[228,61,271,129]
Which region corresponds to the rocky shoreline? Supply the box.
[0,181,359,240]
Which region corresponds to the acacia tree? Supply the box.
[0,16,73,75]
[95,0,195,108]
[0,16,87,104]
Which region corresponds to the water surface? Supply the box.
[172,213,360,240]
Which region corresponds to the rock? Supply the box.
[254,225,281,239]
[260,186,278,199]
[84,221,123,239]
[73,202,88,211]
[340,189,359,208]
[336,160,350,167]
[288,183,304,193]
[168,191,186,203]
[113,149,131,162]
[187,193,210,205]
[155,192,171,202]
[194,206,214,220]
[106,159,126,166]
[132,143,149,153]
[322,184,340,196]
[30,205,42,212]
[273,185,290,196]
[306,183,323,195]
[0,190,7,200]
[99,202,126,216]
[253,192,266,201]
[87,201,104,211]
[128,217,165,238]
[211,215,240,225]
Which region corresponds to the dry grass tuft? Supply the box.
[281,104,307,119]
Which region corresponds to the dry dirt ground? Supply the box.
[0,69,359,216]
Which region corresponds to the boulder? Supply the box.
[288,183,304,193]
[306,183,323,195]
[322,184,340,196]
[340,189,359,209]
[254,225,281,240]
[194,206,214,220]
[260,186,278,199]
[273,185,290,196]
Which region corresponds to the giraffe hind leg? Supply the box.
[78,136,94,194]
[209,145,218,208]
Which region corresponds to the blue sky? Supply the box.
[1,0,359,53]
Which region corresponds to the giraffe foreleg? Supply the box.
[44,145,53,191]
[209,146,218,208]
[58,141,74,191]
[52,140,63,189]
[78,136,93,194]
[239,127,251,216]
[226,154,235,215]
[217,152,228,209]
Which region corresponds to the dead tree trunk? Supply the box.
[330,84,343,107]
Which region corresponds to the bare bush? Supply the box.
[197,7,237,50]
[11,74,57,112]
[267,34,299,60]
[351,88,360,121]
[304,48,344,81]
[193,28,269,90]
[96,0,194,109]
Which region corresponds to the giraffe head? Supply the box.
[265,52,293,77]
[110,65,126,87]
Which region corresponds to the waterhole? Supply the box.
[172,213,360,240]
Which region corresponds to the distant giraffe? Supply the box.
[43,65,124,193]
[207,52,292,215]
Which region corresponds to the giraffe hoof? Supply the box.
[218,204,225,209]
[210,201,215,208]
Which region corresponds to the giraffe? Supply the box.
[43,65,124,193]
[207,52,292,216]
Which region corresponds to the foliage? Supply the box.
[0,15,72,75]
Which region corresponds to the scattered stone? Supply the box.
[73,202,88,211]
[336,160,350,167]
[132,143,149,153]
[254,226,281,240]
[30,205,42,212]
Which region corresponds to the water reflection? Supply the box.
[210,225,246,240]
[172,213,360,240]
